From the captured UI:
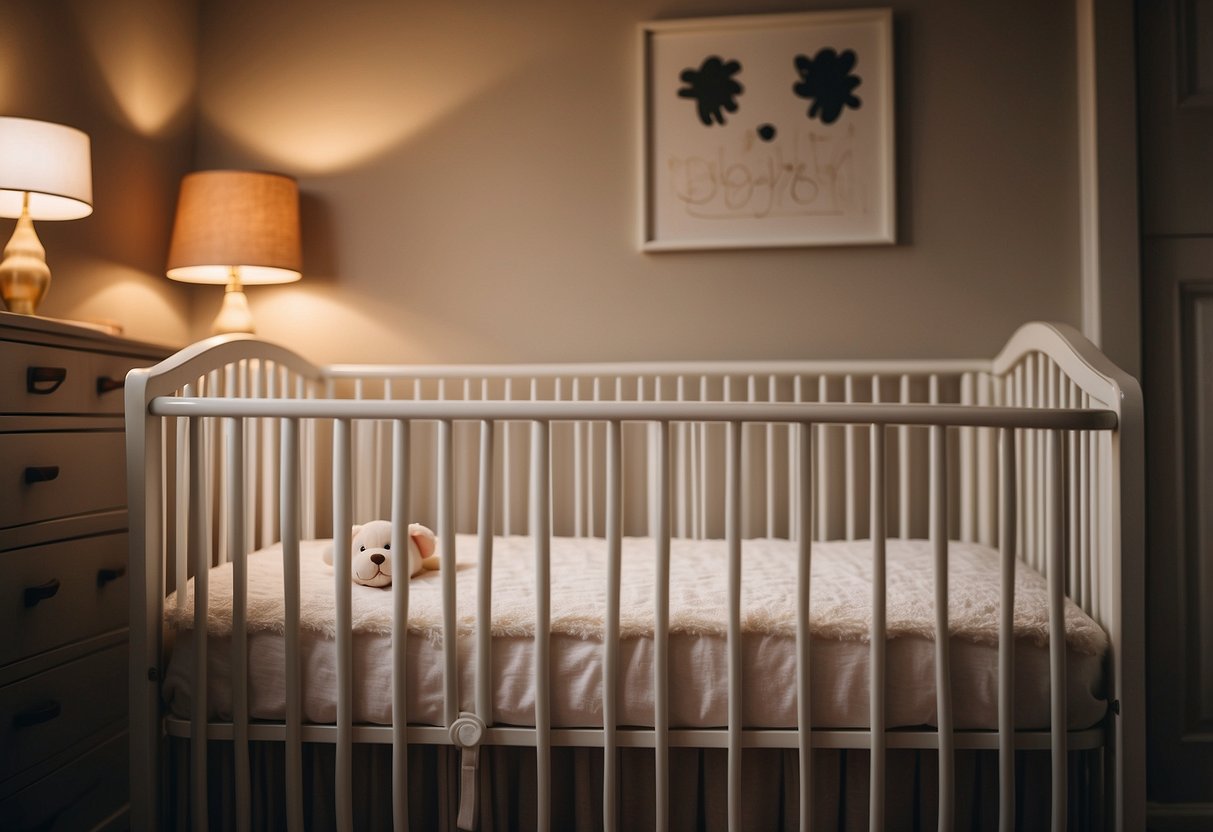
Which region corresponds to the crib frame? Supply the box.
[125,321,1143,831]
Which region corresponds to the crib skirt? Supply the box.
[167,737,1104,831]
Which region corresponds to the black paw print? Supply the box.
[793,48,862,125]
[678,56,743,126]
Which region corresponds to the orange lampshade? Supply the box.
[166,170,301,285]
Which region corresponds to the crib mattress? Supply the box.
[162,535,1109,730]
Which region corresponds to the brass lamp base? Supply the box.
[211,266,255,334]
[0,201,51,316]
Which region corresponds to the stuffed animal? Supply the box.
[323,520,439,588]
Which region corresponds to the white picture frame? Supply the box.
[641,9,895,251]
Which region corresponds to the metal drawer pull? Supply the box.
[96,375,124,395]
[12,700,61,729]
[23,466,60,484]
[97,566,126,587]
[26,366,67,394]
[24,578,61,607]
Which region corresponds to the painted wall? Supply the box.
[0,0,198,346]
[191,0,1082,365]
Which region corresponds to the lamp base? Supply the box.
[212,285,254,334]
[0,207,51,316]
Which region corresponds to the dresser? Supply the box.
[0,312,170,831]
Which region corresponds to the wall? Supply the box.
[192,0,1082,365]
[0,0,198,346]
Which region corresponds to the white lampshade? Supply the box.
[166,170,302,285]
[0,117,93,220]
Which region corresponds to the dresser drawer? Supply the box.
[0,534,128,666]
[0,340,142,416]
[0,730,127,831]
[0,432,126,529]
[0,644,126,783]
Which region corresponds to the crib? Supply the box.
[124,321,1143,831]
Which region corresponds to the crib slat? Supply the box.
[931,424,954,832]
[869,425,886,831]
[790,377,803,543]
[767,374,777,539]
[898,374,911,539]
[603,419,622,831]
[844,375,857,540]
[744,375,755,538]
[590,378,601,537]
[439,419,458,728]
[261,364,279,548]
[245,362,259,556]
[816,376,830,541]
[476,419,495,724]
[654,419,671,832]
[1079,410,1091,612]
[676,377,688,539]
[977,375,995,546]
[176,395,191,609]
[726,420,742,832]
[998,428,1016,832]
[699,376,709,539]
[392,419,412,830]
[280,418,304,832]
[301,379,317,539]
[503,378,513,536]
[795,421,813,832]
[333,418,354,832]
[1047,429,1067,831]
[960,373,975,542]
[189,415,209,832]
[575,380,586,536]
[226,414,251,832]
[531,420,552,832]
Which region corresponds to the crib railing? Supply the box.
[125,322,1144,832]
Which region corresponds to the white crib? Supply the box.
[124,321,1143,831]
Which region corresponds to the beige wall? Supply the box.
[190,0,1083,365]
[1,0,198,346]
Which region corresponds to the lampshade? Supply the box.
[0,116,93,220]
[166,170,302,285]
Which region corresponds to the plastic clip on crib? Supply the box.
[124,321,1144,831]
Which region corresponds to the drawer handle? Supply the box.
[97,566,126,587]
[26,366,67,394]
[24,578,61,607]
[96,375,125,395]
[24,465,60,484]
[12,700,61,729]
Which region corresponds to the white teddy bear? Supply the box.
[323,520,439,588]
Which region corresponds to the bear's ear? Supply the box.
[409,523,437,558]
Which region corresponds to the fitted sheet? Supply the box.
[162,536,1108,730]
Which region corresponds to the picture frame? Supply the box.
[640,9,895,251]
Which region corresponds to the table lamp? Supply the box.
[166,170,301,334]
[0,117,93,315]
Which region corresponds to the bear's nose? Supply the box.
[370,553,385,565]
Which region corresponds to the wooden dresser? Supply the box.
[0,312,171,831]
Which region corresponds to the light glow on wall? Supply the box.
[196,3,541,174]
[69,0,197,136]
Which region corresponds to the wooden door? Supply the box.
[1138,0,1213,822]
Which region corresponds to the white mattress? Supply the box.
[163,536,1109,731]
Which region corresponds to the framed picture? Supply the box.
[641,9,895,251]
